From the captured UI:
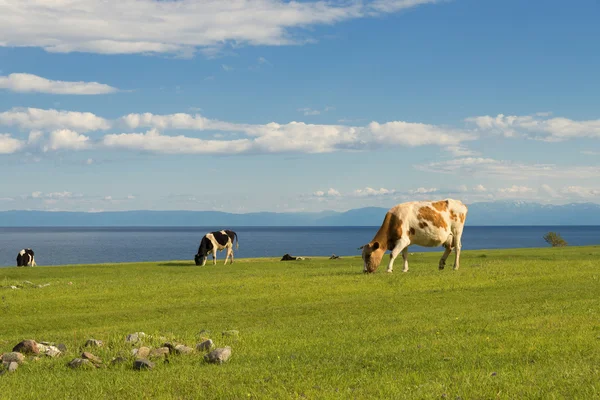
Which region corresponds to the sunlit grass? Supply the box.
[1,246,599,399]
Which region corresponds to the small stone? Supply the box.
[45,346,62,358]
[149,347,170,358]
[81,352,102,364]
[136,347,151,359]
[491,372,497,376]
[133,359,154,370]
[68,358,93,369]
[8,362,18,372]
[162,342,176,352]
[174,344,194,355]
[204,347,232,364]
[37,343,48,353]
[222,330,239,338]
[126,332,145,343]
[57,343,68,353]
[110,356,127,365]
[85,339,104,348]
[196,339,214,352]
[13,340,39,355]
[2,352,25,364]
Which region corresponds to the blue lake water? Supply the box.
[1,226,599,267]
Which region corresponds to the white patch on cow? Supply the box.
[19,249,25,256]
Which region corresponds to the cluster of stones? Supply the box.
[0,339,65,374]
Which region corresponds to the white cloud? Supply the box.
[0,0,437,56]
[408,187,438,194]
[221,65,234,72]
[102,129,252,154]
[298,108,321,116]
[473,184,487,192]
[313,188,341,197]
[0,133,25,154]
[498,185,534,194]
[0,107,110,132]
[416,157,600,180]
[353,187,395,197]
[46,129,91,151]
[467,113,600,141]
[0,73,119,95]
[28,130,44,144]
[368,121,476,147]
[559,186,600,198]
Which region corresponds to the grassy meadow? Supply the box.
[1,246,599,399]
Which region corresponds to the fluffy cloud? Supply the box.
[0,108,110,132]
[0,0,437,57]
[498,185,535,194]
[559,186,600,198]
[368,121,476,147]
[0,133,25,154]
[313,188,341,197]
[467,113,600,141]
[353,187,395,197]
[102,129,252,154]
[46,129,91,151]
[0,73,119,95]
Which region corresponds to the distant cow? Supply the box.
[194,230,239,266]
[17,249,36,267]
[360,199,468,273]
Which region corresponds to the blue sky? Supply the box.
[0,0,599,213]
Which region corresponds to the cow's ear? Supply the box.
[372,242,380,250]
[357,245,365,250]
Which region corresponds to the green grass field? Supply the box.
[1,246,599,399]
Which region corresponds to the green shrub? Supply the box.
[543,232,568,247]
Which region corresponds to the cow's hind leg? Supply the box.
[387,237,410,273]
[212,251,217,265]
[224,248,232,265]
[439,245,452,270]
[453,229,464,270]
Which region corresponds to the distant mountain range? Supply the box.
[1,201,600,227]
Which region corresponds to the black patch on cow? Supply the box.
[224,230,236,242]
[212,231,230,247]
[199,236,213,253]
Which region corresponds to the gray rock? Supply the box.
[162,342,176,352]
[37,343,48,353]
[133,359,154,370]
[174,344,194,355]
[2,352,25,364]
[68,358,94,369]
[8,362,18,372]
[136,347,151,359]
[196,339,214,352]
[13,340,39,355]
[149,347,170,358]
[57,343,67,353]
[204,347,232,364]
[44,346,62,358]
[126,332,145,343]
[85,339,104,348]
[110,356,127,365]
[81,352,102,364]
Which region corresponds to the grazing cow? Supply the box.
[17,248,36,267]
[194,230,239,266]
[360,199,468,273]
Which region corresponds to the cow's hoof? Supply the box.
[386,270,393,274]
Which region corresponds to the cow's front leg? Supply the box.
[387,237,410,273]
[212,251,217,265]
[201,256,207,266]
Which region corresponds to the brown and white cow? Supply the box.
[360,199,467,273]
[194,230,239,266]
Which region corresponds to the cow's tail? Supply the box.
[234,232,239,250]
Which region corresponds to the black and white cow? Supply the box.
[194,230,239,266]
[17,248,36,267]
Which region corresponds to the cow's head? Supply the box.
[194,253,203,266]
[360,241,385,273]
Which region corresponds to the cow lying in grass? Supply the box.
[194,230,239,266]
[360,199,468,273]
